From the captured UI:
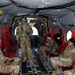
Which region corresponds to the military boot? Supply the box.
[51,69,59,75]
[40,54,44,59]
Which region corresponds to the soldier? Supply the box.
[0,49,19,75]
[40,35,58,58]
[64,68,75,75]
[50,38,75,75]
[34,18,46,37]
[15,18,33,64]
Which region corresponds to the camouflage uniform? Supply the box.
[16,23,33,64]
[40,38,58,58]
[50,46,75,69]
[64,69,75,75]
[0,49,19,75]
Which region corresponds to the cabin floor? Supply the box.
[22,71,48,75]
[21,49,54,75]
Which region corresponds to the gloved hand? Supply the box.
[26,31,30,35]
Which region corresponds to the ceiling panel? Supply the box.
[38,9,71,17]
[0,0,11,6]
[12,0,75,8]
[0,5,35,16]
[0,0,75,17]
[67,5,75,12]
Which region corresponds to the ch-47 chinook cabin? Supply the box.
[0,0,75,75]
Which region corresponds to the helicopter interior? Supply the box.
[0,0,75,75]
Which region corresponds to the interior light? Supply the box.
[53,22,56,24]
[14,27,18,35]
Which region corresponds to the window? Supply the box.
[31,27,39,35]
[66,30,72,41]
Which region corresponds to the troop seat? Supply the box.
[0,26,19,74]
[60,61,75,71]
[0,73,12,75]
[4,45,18,58]
[1,26,18,58]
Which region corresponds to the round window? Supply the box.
[66,30,72,41]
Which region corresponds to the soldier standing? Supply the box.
[51,38,75,75]
[40,35,58,58]
[15,18,33,65]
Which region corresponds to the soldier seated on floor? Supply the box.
[0,48,20,75]
[50,38,75,75]
[64,68,75,75]
[40,35,58,59]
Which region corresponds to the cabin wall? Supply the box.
[48,17,61,28]
[48,18,54,27]
[60,12,75,26]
